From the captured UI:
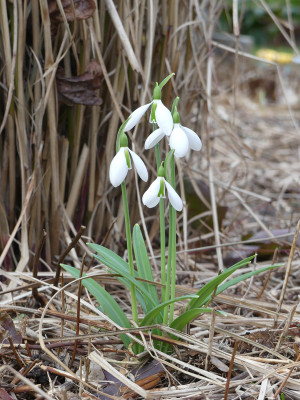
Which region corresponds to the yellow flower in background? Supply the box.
[256,49,293,65]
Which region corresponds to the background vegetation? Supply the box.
[1,1,300,398]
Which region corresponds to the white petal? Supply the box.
[169,125,189,158]
[109,148,128,187]
[124,103,152,131]
[145,128,166,149]
[145,195,161,208]
[154,100,173,136]
[142,178,161,208]
[165,181,183,211]
[128,149,148,182]
[181,125,202,151]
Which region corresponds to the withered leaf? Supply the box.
[0,388,14,400]
[48,0,96,23]
[99,359,164,399]
[56,60,103,106]
[0,312,22,344]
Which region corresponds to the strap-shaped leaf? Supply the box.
[61,264,132,348]
[88,243,155,307]
[189,255,256,309]
[87,244,149,312]
[202,263,282,305]
[170,308,226,333]
[139,295,198,327]
[133,225,160,313]
[88,244,131,274]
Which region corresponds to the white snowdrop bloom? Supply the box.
[145,109,202,158]
[109,134,148,187]
[144,127,166,149]
[124,84,173,136]
[169,111,202,158]
[142,165,183,211]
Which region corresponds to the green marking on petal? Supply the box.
[120,133,128,148]
[124,148,131,169]
[157,178,165,197]
[150,102,158,122]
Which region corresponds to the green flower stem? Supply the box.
[155,142,161,169]
[159,198,166,304]
[164,204,173,325]
[169,155,176,323]
[154,139,166,308]
[164,152,176,324]
[121,181,138,323]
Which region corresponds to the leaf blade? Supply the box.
[189,255,256,309]
[133,225,160,310]
[61,264,132,348]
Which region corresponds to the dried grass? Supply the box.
[1,0,300,399]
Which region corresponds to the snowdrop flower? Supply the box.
[142,165,183,211]
[124,83,173,136]
[109,133,148,187]
[145,109,202,158]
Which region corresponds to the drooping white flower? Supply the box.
[109,134,148,187]
[142,165,183,211]
[145,109,202,158]
[124,84,173,136]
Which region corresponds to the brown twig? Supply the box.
[224,340,239,400]
[275,220,300,324]
[11,359,40,385]
[258,247,278,299]
[273,350,300,399]
[69,254,85,369]
[7,337,23,368]
[32,230,47,305]
[52,225,86,293]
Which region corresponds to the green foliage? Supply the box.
[221,0,300,45]
[188,255,256,309]
[170,308,226,335]
[88,243,156,309]
[188,255,282,310]
[132,225,161,315]
[62,228,282,354]
[139,295,199,327]
[60,264,132,348]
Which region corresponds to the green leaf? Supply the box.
[133,225,160,314]
[203,263,282,305]
[89,244,130,273]
[189,255,256,309]
[158,73,175,89]
[170,308,226,333]
[61,264,132,348]
[139,295,198,327]
[86,244,149,312]
[117,277,148,312]
[88,243,156,307]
